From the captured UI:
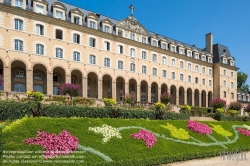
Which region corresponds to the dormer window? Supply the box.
[130,33,135,40]
[89,21,96,29]
[142,37,146,44]
[36,5,44,14]
[223,58,227,64]
[179,48,184,55]
[104,25,110,33]
[208,58,212,63]
[195,53,199,59]
[187,51,191,57]
[152,40,157,47]
[202,56,206,61]
[74,17,80,24]
[118,30,123,37]
[171,46,176,52]
[162,43,167,49]
[15,0,23,8]
[230,61,234,66]
[56,11,63,19]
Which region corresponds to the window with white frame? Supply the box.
[36,44,44,55]
[14,68,25,78]
[171,72,175,79]
[223,58,227,64]
[230,61,234,66]
[130,63,135,72]
[195,53,199,59]
[142,37,146,44]
[188,75,191,82]
[130,33,135,40]
[223,69,226,76]
[130,48,135,57]
[152,54,157,62]
[202,56,206,61]
[33,70,43,80]
[142,65,147,74]
[142,51,147,59]
[104,41,110,51]
[231,71,233,77]
[90,55,96,64]
[162,56,166,64]
[162,43,167,49]
[187,51,191,57]
[118,61,123,69]
[55,29,63,40]
[208,58,212,63]
[171,59,175,66]
[209,69,212,75]
[223,80,226,87]
[179,48,184,54]
[74,16,80,24]
[180,61,183,68]
[195,65,199,72]
[152,40,157,46]
[209,80,212,86]
[180,74,184,81]
[33,85,43,93]
[15,0,23,8]
[56,11,63,19]
[73,33,80,44]
[231,82,234,88]
[152,68,157,76]
[118,45,123,54]
[14,39,23,51]
[36,5,44,14]
[118,30,123,37]
[223,91,226,97]
[89,38,96,47]
[169,45,174,52]
[188,63,191,70]
[55,48,63,58]
[202,78,205,85]
[104,58,110,67]
[36,24,44,35]
[104,25,110,33]
[202,67,205,74]
[162,70,166,78]
[195,77,198,84]
[73,51,80,61]
[14,19,23,31]
[89,21,96,29]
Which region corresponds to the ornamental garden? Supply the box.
[1,83,250,165]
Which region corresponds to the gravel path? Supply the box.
[163,152,250,166]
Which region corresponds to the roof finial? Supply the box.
[129,5,135,16]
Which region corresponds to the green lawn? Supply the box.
[1,117,250,166]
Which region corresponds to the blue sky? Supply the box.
[62,0,250,86]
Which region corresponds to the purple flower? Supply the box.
[131,129,157,148]
[237,128,250,136]
[186,120,212,135]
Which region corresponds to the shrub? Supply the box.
[216,108,225,113]
[229,110,239,116]
[160,92,174,104]
[180,105,191,112]
[154,102,166,110]
[72,97,94,106]
[244,104,250,114]
[211,98,226,109]
[123,93,136,106]
[26,91,44,101]
[103,98,116,107]
[228,102,243,111]
[60,83,81,97]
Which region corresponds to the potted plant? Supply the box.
[26,91,44,101]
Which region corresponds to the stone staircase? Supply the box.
[190,116,216,121]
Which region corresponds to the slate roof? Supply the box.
[213,44,233,63]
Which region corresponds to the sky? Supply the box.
[62,0,250,86]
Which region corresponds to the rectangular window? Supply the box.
[195,65,199,72]
[152,54,157,62]
[231,82,234,88]
[142,66,146,74]
[171,46,175,52]
[130,63,135,72]
[130,33,135,40]
[209,69,212,75]
[195,54,199,59]
[202,79,205,85]
[15,0,23,7]
[89,38,96,47]
[152,68,157,76]
[209,80,212,86]
[202,67,205,74]
[56,11,63,19]
[179,48,184,54]
[90,55,96,64]
[142,37,146,44]
[171,72,175,79]
[118,30,123,37]
[208,58,212,63]
[224,80,226,87]
[36,24,44,35]
[195,77,198,84]
[73,52,80,61]
[36,44,44,55]
[56,48,63,58]
[188,63,191,70]
[74,17,80,24]
[130,48,135,57]
[162,57,166,64]
[162,43,167,49]
[187,51,191,57]
[104,58,110,67]
[142,51,147,59]
[118,45,123,54]
[188,76,191,82]
[36,5,44,14]
[14,19,23,31]
[104,26,110,33]
[231,72,233,77]
[171,59,175,66]
[162,70,166,78]
[180,74,183,81]
[223,69,226,76]
[202,56,206,61]
[14,39,23,51]
[104,41,110,51]
[90,21,96,29]
[73,34,80,44]
[180,61,183,68]
[152,40,157,46]
[118,61,123,69]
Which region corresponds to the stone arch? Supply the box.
[87,72,98,98]
[116,76,125,102]
[0,57,6,67]
[52,67,65,95]
[187,88,192,106]
[151,82,158,103]
[31,62,49,72]
[10,58,28,68]
[51,65,67,74]
[170,85,177,105]
[102,74,112,98]
[194,89,200,106]
[201,90,206,107]
[208,91,213,107]
[129,78,137,99]
[71,69,82,96]
[140,80,148,103]
[33,63,47,94]
[11,60,27,92]
[161,83,168,94]
[179,86,185,105]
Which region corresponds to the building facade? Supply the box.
[0,0,238,107]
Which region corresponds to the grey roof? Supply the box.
[213,44,233,63]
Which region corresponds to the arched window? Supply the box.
[36,24,44,35]
[33,70,43,80]
[73,33,80,44]
[33,85,43,93]
[118,61,123,69]
[130,48,135,57]
[14,68,25,78]
[89,38,96,47]
[142,51,147,59]
[152,68,157,76]
[180,74,184,81]
[56,48,63,58]
[195,65,199,72]
[152,54,157,62]
[142,65,147,74]
[162,70,166,78]
[73,51,80,61]
[130,63,135,72]
[14,83,25,92]
[104,58,110,67]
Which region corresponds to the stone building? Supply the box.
[0,0,238,107]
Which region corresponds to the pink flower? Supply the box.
[237,128,250,136]
[186,120,212,135]
[131,129,157,148]
[24,130,79,159]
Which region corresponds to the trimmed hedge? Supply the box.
[190,106,211,116]
[213,112,250,121]
[0,101,190,121]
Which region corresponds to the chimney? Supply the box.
[205,33,213,54]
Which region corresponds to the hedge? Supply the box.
[213,112,250,121]
[0,101,190,121]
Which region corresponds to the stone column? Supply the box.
[125,82,129,95]
[192,92,195,106]
[158,87,161,102]
[65,74,71,84]
[47,72,53,95]
[98,79,102,100]
[176,90,179,106]
[199,93,202,107]
[82,77,87,98]
[3,66,11,92]
[206,94,208,107]
[148,86,151,103]
[26,69,33,91]
[112,81,116,100]
[137,84,140,102]
[184,91,187,105]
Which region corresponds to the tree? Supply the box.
[237,72,249,93]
